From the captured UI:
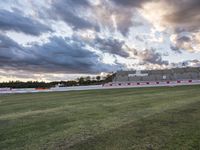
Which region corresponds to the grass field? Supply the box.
[1,85,200,150]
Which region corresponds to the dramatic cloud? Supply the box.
[170,35,193,53]
[0,0,199,81]
[132,48,169,66]
[93,1,134,35]
[140,0,200,52]
[135,35,144,42]
[0,34,122,74]
[111,0,149,7]
[0,9,52,35]
[170,33,200,52]
[50,0,136,35]
[170,45,182,54]
[125,45,168,66]
[50,0,99,31]
[94,37,130,57]
[139,49,169,65]
[164,0,200,32]
[171,59,200,68]
[0,34,27,63]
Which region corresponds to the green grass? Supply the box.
[0,85,200,150]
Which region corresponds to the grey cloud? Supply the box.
[50,0,99,31]
[110,2,148,35]
[116,12,133,35]
[164,0,200,32]
[111,0,150,7]
[186,60,200,67]
[152,0,200,53]
[178,36,191,42]
[135,35,144,42]
[29,36,101,73]
[170,35,193,52]
[0,34,28,62]
[93,1,134,35]
[139,49,169,65]
[171,59,200,68]
[170,45,182,54]
[0,34,122,74]
[132,20,144,27]
[94,37,130,58]
[126,46,169,66]
[0,9,52,35]
[50,0,135,35]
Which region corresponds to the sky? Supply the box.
[0,0,200,82]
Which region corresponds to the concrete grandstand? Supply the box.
[103,67,200,87]
[113,67,200,82]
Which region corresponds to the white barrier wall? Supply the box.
[0,88,11,91]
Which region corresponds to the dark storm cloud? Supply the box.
[28,36,104,73]
[171,59,200,68]
[170,45,182,54]
[138,49,169,66]
[170,35,193,52]
[186,60,200,67]
[164,0,200,32]
[0,34,121,74]
[50,0,99,31]
[95,0,147,35]
[94,37,130,58]
[135,35,144,42]
[178,36,191,42]
[94,1,136,35]
[111,0,150,7]
[50,0,137,35]
[115,11,133,35]
[132,20,144,27]
[0,9,52,35]
[0,34,28,62]
[125,45,168,66]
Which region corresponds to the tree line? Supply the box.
[0,74,115,89]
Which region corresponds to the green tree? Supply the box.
[96,76,101,81]
[78,77,85,85]
[85,76,91,82]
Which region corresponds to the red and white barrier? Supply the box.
[103,80,200,88]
